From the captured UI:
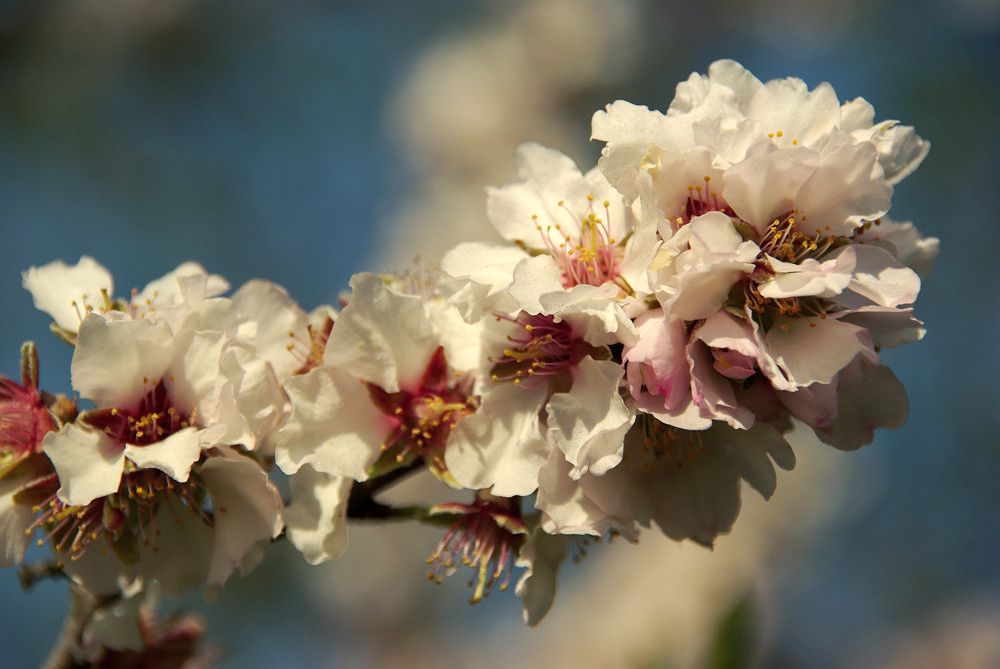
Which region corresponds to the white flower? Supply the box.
[444,310,632,495]
[442,142,657,331]
[35,313,284,592]
[275,272,479,487]
[22,257,228,336]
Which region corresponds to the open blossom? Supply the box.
[274,272,481,561]
[442,142,657,332]
[34,306,284,594]
[22,257,229,338]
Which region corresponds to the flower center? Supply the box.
[28,379,209,562]
[533,196,623,289]
[367,347,476,475]
[489,314,581,387]
[678,176,737,228]
[742,211,838,327]
[427,494,527,604]
[29,467,210,563]
[288,314,335,375]
[85,379,197,446]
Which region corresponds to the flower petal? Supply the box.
[43,424,125,506]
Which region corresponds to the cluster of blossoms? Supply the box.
[2,61,935,638]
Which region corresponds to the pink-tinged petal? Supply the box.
[22,256,114,332]
[847,244,921,307]
[546,358,632,478]
[776,381,840,430]
[445,383,550,497]
[123,427,201,483]
[71,316,174,410]
[814,365,908,451]
[688,341,754,429]
[284,464,352,565]
[324,272,439,393]
[43,424,125,506]
[514,529,569,627]
[765,316,866,387]
[759,246,856,300]
[275,366,392,480]
[623,310,690,413]
[199,448,283,588]
[695,312,761,381]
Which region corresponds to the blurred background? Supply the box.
[1,0,998,667]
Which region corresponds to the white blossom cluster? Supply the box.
[1,61,936,629]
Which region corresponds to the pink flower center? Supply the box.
[30,468,211,563]
[367,347,476,475]
[489,314,582,386]
[86,379,198,447]
[534,196,623,289]
[30,380,210,562]
[679,176,736,227]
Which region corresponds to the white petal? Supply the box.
[440,242,525,320]
[847,244,921,307]
[275,366,392,480]
[536,451,623,537]
[759,246,856,300]
[546,357,632,477]
[123,427,201,482]
[43,424,125,506]
[228,280,310,380]
[199,448,283,587]
[514,529,569,627]
[445,383,550,497]
[284,464,352,565]
[71,315,174,409]
[22,256,114,332]
[765,317,866,387]
[324,272,439,392]
[0,476,35,566]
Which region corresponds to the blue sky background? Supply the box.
[2,1,999,666]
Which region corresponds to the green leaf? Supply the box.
[706,591,756,669]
